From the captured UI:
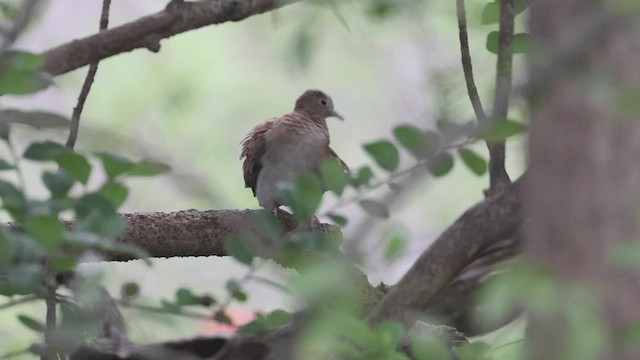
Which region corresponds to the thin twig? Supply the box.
[456,0,488,124]
[42,263,58,360]
[488,338,525,353]
[66,0,112,149]
[118,300,220,323]
[217,260,266,313]
[0,0,41,53]
[327,0,350,31]
[325,138,476,213]
[0,294,38,311]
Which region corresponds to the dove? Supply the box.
[241,90,347,214]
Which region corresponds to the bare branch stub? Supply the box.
[41,0,301,77]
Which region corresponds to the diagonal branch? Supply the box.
[366,176,524,326]
[41,0,302,77]
[66,0,112,149]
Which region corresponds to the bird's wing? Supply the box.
[240,118,277,195]
[327,147,350,173]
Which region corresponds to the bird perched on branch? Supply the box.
[241,89,347,214]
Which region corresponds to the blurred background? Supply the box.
[0,0,526,353]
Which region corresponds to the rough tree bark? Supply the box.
[527,2,640,359]
[41,0,301,76]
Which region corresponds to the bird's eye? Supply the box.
[321,99,327,106]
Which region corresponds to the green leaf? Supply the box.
[364,140,400,172]
[375,321,406,349]
[368,0,397,19]
[320,158,348,196]
[253,210,282,238]
[0,263,44,296]
[486,32,531,55]
[42,170,74,198]
[327,213,348,227]
[127,160,170,177]
[99,182,128,209]
[224,237,254,266]
[394,125,428,158]
[2,51,45,71]
[436,120,468,142]
[226,280,249,302]
[428,152,455,177]
[0,69,52,95]
[359,199,390,218]
[120,282,140,300]
[232,289,248,302]
[350,166,374,187]
[0,158,13,170]
[385,233,405,260]
[263,309,292,329]
[75,193,116,219]
[0,230,13,268]
[480,118,528,141]
[54,152,91,184]
[458,148,487,175]
[96,152,134,179]
[175,288,200,306]
[295,174,323,216]
[412,338,450,360]
[293,30,314,68]
[23,141,69,161]
[481,0,528,25]
[238,319,267,335]
[0,110,69,129]
[0,178,25,217]
[17,314,45,333]
[52,254,78,272]
[214,310,232,325]
[25,216,65,251]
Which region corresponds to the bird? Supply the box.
[240,89,347,215]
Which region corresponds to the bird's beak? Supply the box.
[332,110,344,121]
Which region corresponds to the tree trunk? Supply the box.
[527,2,640,359]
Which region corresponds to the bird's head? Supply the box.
[294,89,344,121]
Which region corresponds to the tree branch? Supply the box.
[366,176,524,326]
[486,0,515,194]
[66,0,112,149]
[456,0,488,125]
[41,0,301,77]
[457,0,513,196]
[60,209,313,261]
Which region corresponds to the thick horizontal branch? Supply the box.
[367,176,524,326]
[71,209,313,261]
[41,0,301,76]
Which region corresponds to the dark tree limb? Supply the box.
[366,176,524,326]
[66,0,112,149]
[41,0,301,77]
[423,234,521,335]
[486,0,515,194]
